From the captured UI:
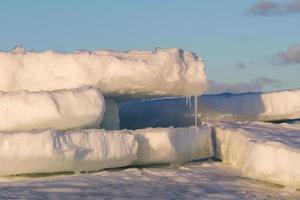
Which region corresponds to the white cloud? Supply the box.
[273,44,300,65]
[246,0,300,16]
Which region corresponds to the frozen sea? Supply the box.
[0,161,299,200]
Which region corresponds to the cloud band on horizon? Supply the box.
[245,0,300,15]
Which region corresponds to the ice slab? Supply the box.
[210,121,300,189]
[132,126,213,165]
[199,89,300,121]
[0,47,208,99]
[119,89,300,129]
[0,87,105,131]
[100,99,120,130]
[0,129,138,175]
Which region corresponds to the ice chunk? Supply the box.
[210,121,300,189]
[119,89,300,129]
[100,99,120,130]
[132,126,213,165]
[0,48,208,99]
[0,129,138,175]
[0,87,105,131]
[199,89,300,121]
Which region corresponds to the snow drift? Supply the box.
[210,121,300,189]
[0,129,138,175]
[119,89,300,129]
[100,99,120,130]
[0,47,208,99]
[132,126,213,165]
[0,87,105,132]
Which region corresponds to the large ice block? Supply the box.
[210,121,300,189]
[199,89,300,121]
[0,129,138,175]
[0,87,105,131]
[132,126,213,165]
[0,47,208,99]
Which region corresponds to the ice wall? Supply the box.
[100,99,120,130]
[119,89,300,129]
[0,47,207,99]
[0,87,105,131]
[211,121,300,189]
[132,126,213,165]
[0,129,138,175]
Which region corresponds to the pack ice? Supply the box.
[0,129,138,175]
[119,89,300,129]
[0,47,208,99]
[132,126,213,165]
[0,87,105,131]
[210,121,300,189]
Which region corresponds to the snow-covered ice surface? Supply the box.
[0,87,105,131]
[0,129,138,175]
[100,99,120,130]
[119,89,300,129]
[0,161,299,199]
[132,126,213,165]
[210,121,300,189]
[0,47,208,99]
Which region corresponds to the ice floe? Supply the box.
[0,129,138,175]
[210,121,300,189]
[0,87,104,131]
[0,47,207,99]
[132,126,213,165]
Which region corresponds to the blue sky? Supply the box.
[0,0,299,91]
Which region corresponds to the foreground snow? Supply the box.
[0,162,298,199]
[0,87,105,131]
[210,121,300,189]
[0,129,137,175]
[119,89,300,129]
[0,47,207,99]
[132,126,212,165]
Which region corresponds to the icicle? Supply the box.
[12,45,26,54]
[188,96,192,109]
[185,97,188,106]
[194,96,198,126]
